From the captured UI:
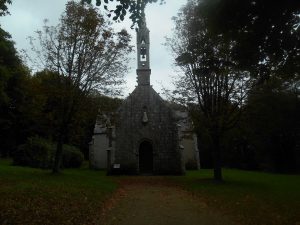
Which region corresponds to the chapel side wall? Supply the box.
[90,134,108,169]
[182,138,199,169]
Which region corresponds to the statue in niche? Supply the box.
[142,106,149,124]
[142,111,148,124]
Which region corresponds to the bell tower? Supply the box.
[136,12,151,86]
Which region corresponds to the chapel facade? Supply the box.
[89,15,200,175]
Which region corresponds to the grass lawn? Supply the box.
[171,169,300,225]
[1,159,299,225]
[0,159,117,225]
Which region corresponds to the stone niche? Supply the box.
[89,85,200,175]
[112,85,185,175]
[89,12,200,175]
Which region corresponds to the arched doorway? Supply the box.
[139,141,153,174]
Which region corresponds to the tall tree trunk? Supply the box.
[212,132,223,181]
[52,131,64,174]
[52,92,76,174]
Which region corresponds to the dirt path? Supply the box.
[101,177,237,225]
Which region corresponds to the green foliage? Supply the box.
[0,27,30,157]
[0,27,19,106]
[168,0,300,177]
[29,2,132,96]
[242,81,300,172]
[12,136,84,169]
[201,0,300,82]
[27,1,132,172]
[0,66,123,161]
[0,0,11,16]
[82,0,165,27]
[12,136,54,169]
[168,0,254,180]
[214,78,300,173]
[0,3,128,163]
[62,145,84,168]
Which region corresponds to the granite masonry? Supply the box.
[89,15,200,175]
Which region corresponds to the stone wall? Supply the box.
[113,85,185,175]
[89,133,108,169]
[89,124,108,169]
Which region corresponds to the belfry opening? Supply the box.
[89,8,200,175]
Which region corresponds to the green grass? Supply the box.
[1,159,299,225]
[171,169,300,225]
[0,159,117,225]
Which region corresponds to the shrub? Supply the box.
[13,136,54,169]
[185,159,198,170]
[62,145,84,168]
[13,136,84,169]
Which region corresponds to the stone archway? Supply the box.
[139,141,153,174]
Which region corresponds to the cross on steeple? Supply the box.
[136,10,151,86]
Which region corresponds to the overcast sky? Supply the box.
[0,0,187,97]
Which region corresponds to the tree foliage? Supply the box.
[0,0,11,16]
[167,0,300,178]
[202,0,300,83]
[0,27,30,157]
[242,80,299,172]
[12,136,84,169]
[218,78,300,173]
[27,1,132,172]
[167,0,255,180]
[198,0,300,173]
[82,0,165,27]
[0,28,17,106]
[29,2,132,96]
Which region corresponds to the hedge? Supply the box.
[13,136,84,169]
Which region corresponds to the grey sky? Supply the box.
[0,0,187,96]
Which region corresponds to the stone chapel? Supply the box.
[89,14,200,175]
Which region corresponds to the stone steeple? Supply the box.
[89,9,198,175]
[136,12,151,86]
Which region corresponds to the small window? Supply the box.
[140,47,147,62]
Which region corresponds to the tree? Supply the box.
[0,0,11,16]
[202,0,300,83]
[23,70,123,160]
[0,28,16,107]
[199,0,300,173]
[68,93,122,159]
[82,0,165,27]
[0,27,30,157]
[167,0,254,181]
[242,79,300,172]
[28,1,132,173]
